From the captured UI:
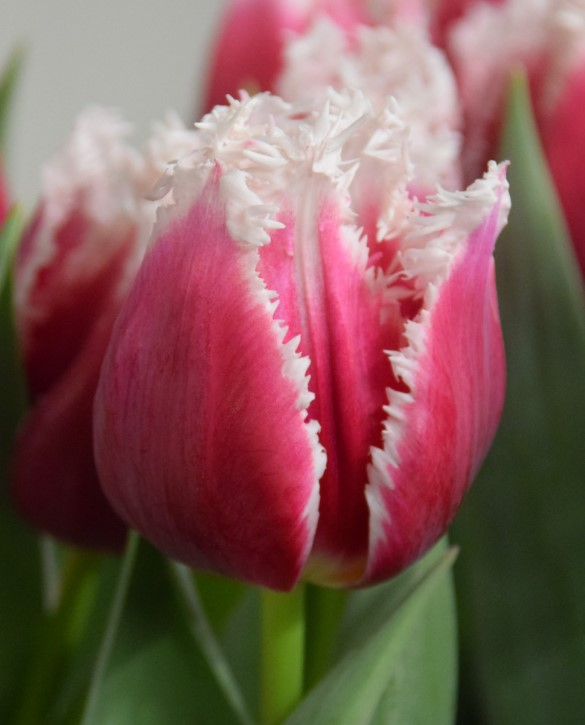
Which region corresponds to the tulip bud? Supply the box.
[12,108,197,549]
[95,90,509,589]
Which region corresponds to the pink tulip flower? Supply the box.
[439,0,585,275]
[12,108,197,549]
[202,0,422,111]
[95,90,509,590]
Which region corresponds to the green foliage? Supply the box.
[453,73,585,725]
[0,209,43,722]
[285,543,457,725]
[0,47,24,153]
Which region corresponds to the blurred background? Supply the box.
[0,0,225,204]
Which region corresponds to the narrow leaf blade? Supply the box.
[453,72,585,725]
[285,544,457,725]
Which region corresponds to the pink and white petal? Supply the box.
[362,164,509,586]
[259,197,404,586]
[15,204,139,398]
[202,0,374,112]
[94,171,323,591]
[203,0,305,111]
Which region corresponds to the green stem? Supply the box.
[304,585,347,691]
[11,549,101,725]
[79,531,139,725]
[260,584,306,725]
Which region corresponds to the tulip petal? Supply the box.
[202,0,374,112]
[259,199,405,586]
[11,108,156,549]
[277,19,462,191]
[12,205,137,549]
[363,163,508,586]
[539,57,585,278]
[12,317,127,549]
[95,170,324,591]
[203,0,305,111]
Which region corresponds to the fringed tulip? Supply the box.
[12,108,197,549]
[276,18,463,191]
[202,0,422,111]
[440,0,585,274]
[95,90,509,590]
[0,160,9,228]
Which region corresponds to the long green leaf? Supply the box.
[0,209,42,720]
[0,207,27,467]
[284,544,457,725]
[169,563,254,725]
[453,73,585,725]
[0,48,24,153]
[80,533,140,725]
[78,543,239,725]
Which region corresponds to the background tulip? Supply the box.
[95,90,509,591]
[440,0,585,274]
[11,107,197,549]
[276,17,463,191]
[202,0,423,111]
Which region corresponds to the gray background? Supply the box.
[1,0,226,205]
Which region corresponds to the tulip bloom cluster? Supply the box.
[94,90,509,590]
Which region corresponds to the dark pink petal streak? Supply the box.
[259,198,403,585]
[95,173,319,590]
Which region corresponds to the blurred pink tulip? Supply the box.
[95,91,509,590]
[12,108,196,549]
[439,0,585,275]
[276,17,463,192]
[202,0,422,110]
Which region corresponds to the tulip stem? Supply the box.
[260,584,306,725]
[304,585,347,691]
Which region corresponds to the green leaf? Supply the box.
[0,208,42,720]
[0,207,27,468]
[0,47,24,153]
[78,542,239,725]
[453,73,585,725]
[169,563,255,725]
[284,543,458,725]
[79,533,140,725]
